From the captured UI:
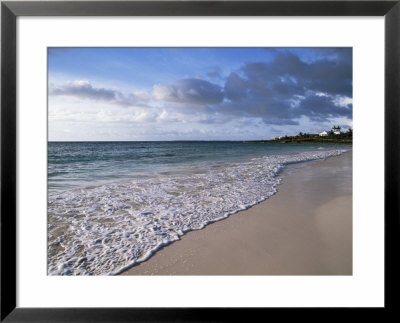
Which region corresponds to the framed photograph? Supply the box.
[1,0,399,321]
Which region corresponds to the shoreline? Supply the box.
[121,150,352,275]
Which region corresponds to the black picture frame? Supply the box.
[1,1,399,321]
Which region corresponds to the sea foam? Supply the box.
[48,149,347,275]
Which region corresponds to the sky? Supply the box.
[48,47,352,141]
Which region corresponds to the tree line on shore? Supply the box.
[246,126,352,144]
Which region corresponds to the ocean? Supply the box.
[48,141,350,275]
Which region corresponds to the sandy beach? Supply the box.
[121,150,352,276]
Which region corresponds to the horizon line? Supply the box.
[48,139,266,143]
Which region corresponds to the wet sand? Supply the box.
[122,150,352,275]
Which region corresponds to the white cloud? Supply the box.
[333,96,353,108]
[153,84,178,102]
[50,80,150,108]
[152,79,223,104]
[132,90,151,102]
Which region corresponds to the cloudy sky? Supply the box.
[48,47,352,141]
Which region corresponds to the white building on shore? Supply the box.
[319,131,328,137]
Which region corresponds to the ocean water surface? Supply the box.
[48,141,349,275]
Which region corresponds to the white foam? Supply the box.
[47,149,347,275]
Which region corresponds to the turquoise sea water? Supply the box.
[48,141,348,194]
[48,141,350,275]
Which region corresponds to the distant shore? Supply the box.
[246,139,352,144]
[246,129,352,144]
[121,150,352,275]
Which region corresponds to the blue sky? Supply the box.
[48,47,352,141]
